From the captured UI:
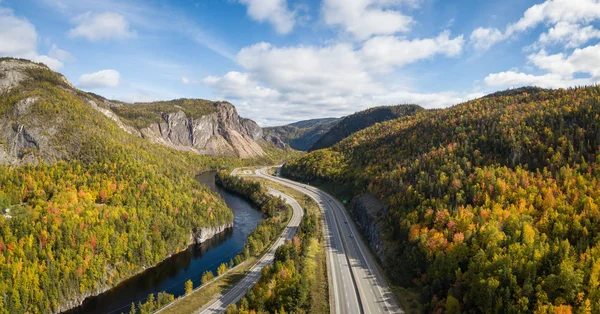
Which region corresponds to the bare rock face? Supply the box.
[140,102,269,158]
[86,99,138,135]
[347,193,386,262]
[0,58,286,162]
[190,223,234,245]
[0,97,61,165]
[263,133,287,149]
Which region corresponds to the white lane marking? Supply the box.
[330,195,394,313]
[258,169,360,314]
[271,171,395,313]
[259,171,370,313]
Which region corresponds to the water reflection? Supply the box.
[62,171,262,314]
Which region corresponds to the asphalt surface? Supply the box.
[196,188,303,314]
[255,167,404,314]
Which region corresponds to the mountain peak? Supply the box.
[0,58,287,164]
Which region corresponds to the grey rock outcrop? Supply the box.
[190,222,234,244]
[0,97,60,165]
[347,193,386,262]
[139,102,271,158]
[86,99,138,135]
[263,133,287,149]
[0,58,287,162]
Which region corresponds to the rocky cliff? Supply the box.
[190,222,234,244]
[0,58,285,163]
[347,193,386,262]
[137,102,271,158]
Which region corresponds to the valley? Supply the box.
[4,60,600,314]
[2,1,600,312]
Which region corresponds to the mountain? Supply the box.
[309,104,423,151]
[283,86,600,313]
[0,58,279,313]
[264,117,340,151]
[110,99,284,159]
[266,105,423,152]
[0,59,287,164]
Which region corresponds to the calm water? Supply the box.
[63,171,262,314]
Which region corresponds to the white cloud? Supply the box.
[528,45,600,79]
[79,69,120,88]
[69,12,136,41]
[0,7,63,70]
[484,71,590,89]
[181,76,190,84]
[507,0,600,35]
[239,0,295,34]
[360,31,464,71]
[484,43,600,89]
[0,7,37,56]
[470,27,505,51]
[537,22,600,48]
[204,34,472,126]
[49,44,73,61]
[322,0,414,40]
[471,0,600,51]
[236,42,382,96]
[204,71,280,100]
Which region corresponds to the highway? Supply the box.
[197,188,303,314]
[255,167,403,314]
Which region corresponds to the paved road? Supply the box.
[255,167,403,314]
[197,188,304,314]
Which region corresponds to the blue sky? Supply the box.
[1,0,599,126]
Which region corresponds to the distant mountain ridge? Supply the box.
[309,104,423,151]
[266,104,424,152]
[264,117,340,151]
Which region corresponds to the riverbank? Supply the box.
[155,173,294,313]
[61,171,262,314]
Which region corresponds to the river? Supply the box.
[63,171,263,314]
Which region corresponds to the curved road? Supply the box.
[255,167,403,314]
[197,188,303,314]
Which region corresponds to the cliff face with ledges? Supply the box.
[139,102,268,158]
[0,58,286,164]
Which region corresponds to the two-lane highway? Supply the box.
[255,167,403,314]
[197,188,303,314]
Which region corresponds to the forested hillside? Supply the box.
[0,58,263,313]
[309,104,423,151]
[264,118,340,151]
[283,86,600,313]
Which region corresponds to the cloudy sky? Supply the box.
[1,0,599,126]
